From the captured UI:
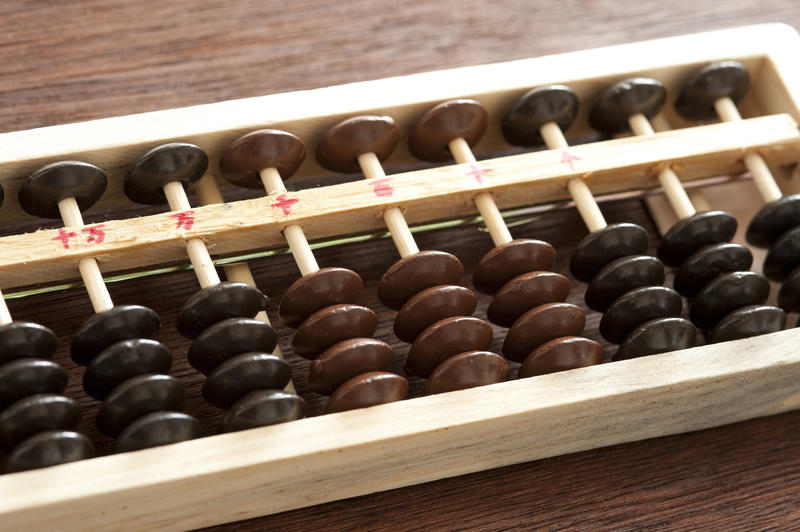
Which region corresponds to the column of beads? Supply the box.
[407,100,602,377]
[501,86,698,359]
[218,130,407,412]
[18,162,199,452]
[589,77,786,341]
[0,185,95,473]
[316,116,508,393]
[675,61,800,326]
[124,144,304,431]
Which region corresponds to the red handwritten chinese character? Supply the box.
[561,150,581,170]
[51,228,77,249]
[170,211,195,230]
[370,178,394,198]
[82,224,106,244]
[466,164,491,184]
[271,194,299,215]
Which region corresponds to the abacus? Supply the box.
[2,23,800,530]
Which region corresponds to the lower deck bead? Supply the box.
[778,267,800,312]
[585,255,664,312]
[377,251,464,310]
[570,224,650,283]
[487,270,569,327]
[674,242,753,298]
[708,305,786,343]
[307,338,394,395]
[4,430,94,474]
[689,271,770,330]
[203,352,291,408]
[0,359,67,410]
[326,372,408,413]
[599,286,683,344]
[116,411,201,453]
[96,374,184,437]
[657,211,737,267]
[503,303,585,362]
[188,318,278,375]
[615,317,697,360]
[219,390,306,432]
[177,282,269,338]
[83,339,172,400]
[473,239,556,295]
[406,316,493,378]
[425,351,507,395]
[292,304,378,359]
[0,322,58,365]
[0,394,81,449]
[745,194,800,248]
[279,268,362,328]
[518,337,603,378]
[763,225,800,282]
[71,305,161,366]
[393,285,477,343]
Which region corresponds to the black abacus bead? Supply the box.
[4,430,94,474]
[675,61,750,120]
[219,390,306,433]
[501,85,579,146]
[177,282,269,338]
[96,374,184,437]
[745,195,800,248]
[689,271,770,330]
[674,242,753,298]
[71,305,161,366]
[616,317,697,361]
[19,161,108,219]
[116,411,201,453]
[125,143,209,205]
[585,255,664,312]
[0,321,58,365]
[0,359,67,409]
[708,305,786,344]
[187,318,278,376]
[82,339,172,400]
[599,286,683,344]
[570,224,650,283]
[778,268,800,312]
[203,352,292,409]
[763,225,800,282]
[657,211,737,267]
[588,78,666,135]
[0,394,81,449]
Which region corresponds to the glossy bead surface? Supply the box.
[220,129,305,189]
[188,318,278,375]
[674,242,752,298]
[19,161,107,219]
[83,339,172,400]
[487,270,569,327]
[473,239,556,295]
[503,303,585,362]
[116,411,200,453]
[570,224,649,283]
[316,116,399,173]
[0,321,58,364]
[589,78,666,135]
[0,359,67,409]
[615,317,697,360]
[71,305,161,366]
[279,268,361,328]
[0,394,81,449]
[219,390,305,432]
[409,99,487,161]
[96,374,184,437]
[658,211,737,267]
[406,316,493,378]
[308,338,394,395]
[518,337,603,378]
[125,143,208,204]
[178,282,269,338]
[203,352,292,408]
[394,285,476,343]
[599,286,683,344]
[4,430,94,474]
[425,351,507,394]
[675,61,750,120]
[326,372,408,413]
[585,255,664,312]
[690,271,770,330]
[378,251,463,310]
[502,85,579,146]
[708,305,786,343]
[745,194,800,248]
[292,304,377,359]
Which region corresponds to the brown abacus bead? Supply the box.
[307,338,394,395]
[487,271,570,327]
[473,240,556,295]
[393,285,477,343]
[316,116,400,173]
[406,316,494,378]
[502,303,586,362]
[279,268,362,328]
[291,304,378,359]
[518,337,603,379]
[408,99,488,162]
[326,372,409,413]
[219,129,305,189]
[378,251,464,310]
[425,351,508,395]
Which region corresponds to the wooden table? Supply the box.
[2,1,799,529]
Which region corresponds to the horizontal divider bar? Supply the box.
[1,114,798,290]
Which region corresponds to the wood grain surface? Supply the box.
[1,1,800,530]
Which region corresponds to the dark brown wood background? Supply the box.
[2,0,800,529]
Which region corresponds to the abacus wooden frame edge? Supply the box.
[1,328,799,531]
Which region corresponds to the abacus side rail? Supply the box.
[1,328,799,531]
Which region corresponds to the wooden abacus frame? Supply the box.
[2,24,800,530]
